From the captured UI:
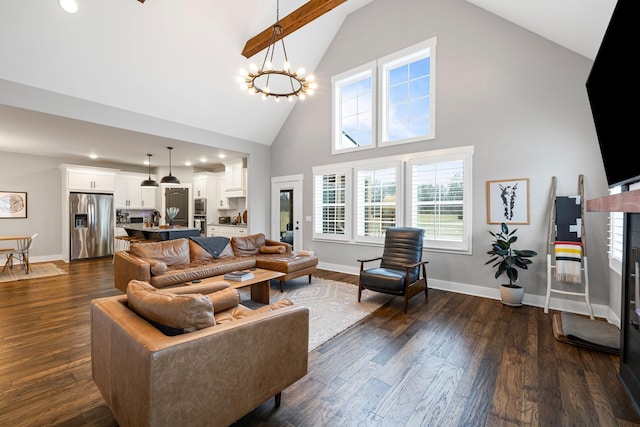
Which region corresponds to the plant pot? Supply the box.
[499,284,524,307]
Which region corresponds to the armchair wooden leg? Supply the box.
[357,284,362,302]
[275,392,282,408]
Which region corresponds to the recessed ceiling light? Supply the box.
[218,153,226,159]
[185,161,192,166]
[89,153,98,159]
[144,159,150,165]
[59,0,79,14]
[200,157,207,163]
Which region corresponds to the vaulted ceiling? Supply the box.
[0,0,616,168]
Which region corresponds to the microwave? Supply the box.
[194,198,207,215]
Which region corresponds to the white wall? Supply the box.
[0,152,63,261]
[271,0,613,315]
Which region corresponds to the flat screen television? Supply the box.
[586,0,638,188]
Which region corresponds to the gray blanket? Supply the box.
[189,236,230,258]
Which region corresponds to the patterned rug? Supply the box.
[239,276,393,351]
[0,263,67,283]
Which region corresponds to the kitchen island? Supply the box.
[122,224,201,241]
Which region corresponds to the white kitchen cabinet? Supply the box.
[207,225,246,238]
[115,174,157,208]
[193,174,208,198]
[140,186,156,209]
[68,169,116,192]
[216,177,229,209]
[222,160,245,192]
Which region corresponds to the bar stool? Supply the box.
[113,236,145,264]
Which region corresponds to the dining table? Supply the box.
[0,235,33,273]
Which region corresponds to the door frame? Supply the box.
[271,174,303,249]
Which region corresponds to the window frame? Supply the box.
[312,165,352,242]
[406,146,473,253]
[354,160,403,245]
[378,37,437,147]
[312,146,473,254]
[331,61,377,155]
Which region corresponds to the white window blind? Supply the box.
[408,146,472,252]
[609,186,624,270]
[355,163,401,242]
[313,168,350,241]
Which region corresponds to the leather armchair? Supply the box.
[357,227,428,313]
[91,282,309,427]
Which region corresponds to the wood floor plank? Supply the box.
[1,259,640,426]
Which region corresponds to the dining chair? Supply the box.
[2,233,38,274]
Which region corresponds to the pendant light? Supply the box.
[160,146,180,185]
[141,154,159,187]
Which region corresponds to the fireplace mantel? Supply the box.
[587,189,640,213]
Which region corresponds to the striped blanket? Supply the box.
[554,241,582,284]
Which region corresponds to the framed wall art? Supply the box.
[486,178,529,224]
[0,191,27,218]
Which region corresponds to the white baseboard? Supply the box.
[317,261,618,326]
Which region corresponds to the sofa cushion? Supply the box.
[189,238,234,262]
[130,238,190,266]
[126,280,215,334]
[231,233,266,256]
[149,257,257,288]
[259,245,285,254]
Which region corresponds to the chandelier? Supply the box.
[238,0,317,102]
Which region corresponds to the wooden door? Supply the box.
[165,188,189,226]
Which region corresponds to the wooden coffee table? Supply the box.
[198,268,284,305]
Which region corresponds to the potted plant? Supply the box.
[485,222,538,306]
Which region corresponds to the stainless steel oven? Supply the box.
[194,198,207,215]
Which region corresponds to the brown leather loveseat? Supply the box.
[91,280,309,427]
[114,233,318,292]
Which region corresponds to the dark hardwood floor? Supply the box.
[1,257,639,426]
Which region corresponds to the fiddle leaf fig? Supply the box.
[485,222,537,287]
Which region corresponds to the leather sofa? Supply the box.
[114,233,318,293]
[91,280,309,427]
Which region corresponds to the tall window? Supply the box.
[609,185,624,274]
[331,37,436,154]
[355,162,401,243]
[379,38,436,146]
[313,168,351,241]
[332,62,376,154]
[408,146,473,253]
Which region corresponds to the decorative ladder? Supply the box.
[544,175,594,319]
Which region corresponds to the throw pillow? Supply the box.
[126,280,215,334]
[259,245,285,254]
[142,258,168,275]
[206,287,241,313]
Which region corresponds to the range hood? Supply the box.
[223,159,246,198]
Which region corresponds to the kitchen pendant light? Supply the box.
[160,146,180,185]
[141,154,159,187]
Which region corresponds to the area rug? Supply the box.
[238,276,393,351]
[0,263,67,283]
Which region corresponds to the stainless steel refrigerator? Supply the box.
[69,192,114,260]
